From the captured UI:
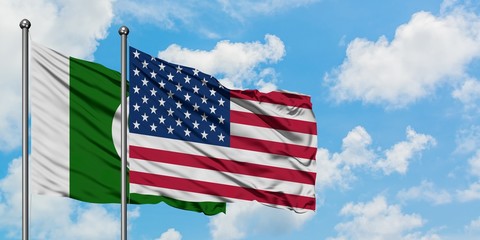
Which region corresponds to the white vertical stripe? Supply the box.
[31,42,70,197]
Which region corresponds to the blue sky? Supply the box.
[2,0,480,239]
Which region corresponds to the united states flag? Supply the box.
[128,46,317,212]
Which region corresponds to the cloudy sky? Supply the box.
[2,0,480,239]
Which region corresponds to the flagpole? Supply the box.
[119,25,129,240]
[20,19,31,240]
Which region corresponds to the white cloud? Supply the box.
[440,0,460,13]
[452,78,480,111]
[326,8,480,108]
[340,126,376,167]
[328,196,429,240]
[317,126,435,189]
[116,0,318,31]
[209,201,314,240]
[468,150,480,177]
[0,158,120,239]
[397,180,452,205]
[403,232,442,240]
[217,0,319,21]
[375,127,436,175]
[115,0,194,30]
[155,228,182,240]
[457,182,480,202]
[455,125,480,154]
[456,148,480,202]
[316,126,375,189]
[316,148,354,190]
[158,34,285,91]
[128,206,140,220]
[0,0,114,151]
[465,216,480,233]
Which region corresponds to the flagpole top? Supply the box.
[118,26,129,36]
[19,19,31,29]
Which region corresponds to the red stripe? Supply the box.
[130,146,316,184]
[230,90,312,109]
[230,110,317,135]
[230,136,317,160]
[130,171,316,210]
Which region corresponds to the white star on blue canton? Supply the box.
[141,113,149,121]
[142,95,149,104]
[192,85,200,94]
[209,88,216,96]
[133,68,140,76]
[218,116,225,124]
[159,80,166,88]
[192,103,200,111]
[158,98,166,106]
[133,85,140,93]
[218,98,225,106]
[150,106,157,114]
[150,88,157,96]
[175,83,182,91]
[150,70,157,79]
[133,50,140,58]
[175,118,182,126]
[159,116,166,124]
[167,90,174,98]
[184,111,191,119]
[175,101,183,109]
[209,105,217,114]
[133,103,140,111]
[167,73,174,81]
[201,113,208,121]
[133,121,140,129]
[218,133,225,142]
[150,123,157,132]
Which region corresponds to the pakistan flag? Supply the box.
[30,42,225,215]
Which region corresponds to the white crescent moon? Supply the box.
[112,97,129,161]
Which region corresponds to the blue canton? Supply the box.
[129,47,230,147]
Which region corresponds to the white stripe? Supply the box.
[129,133,316,173]
[131,183,234,202]
[230,97,316,122]
[31,42,70,196]
[130,158,315,197]
[130,183,312,213]
[231,123,317,147]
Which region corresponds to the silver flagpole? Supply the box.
[20,19,31,240]
[119,25,129,240]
